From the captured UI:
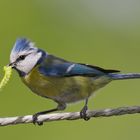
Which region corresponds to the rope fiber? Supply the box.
[0,106,140,126]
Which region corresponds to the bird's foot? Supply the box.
[33,113,43,126]
[80,105,90,121]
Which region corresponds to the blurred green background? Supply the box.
[0,0,140,140]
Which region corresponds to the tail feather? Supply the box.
[108,73,140,80]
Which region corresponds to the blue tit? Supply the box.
[8,38,140,125]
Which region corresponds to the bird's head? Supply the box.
[9,38,46,76]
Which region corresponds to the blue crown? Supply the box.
[12,38,34,53]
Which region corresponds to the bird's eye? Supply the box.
[19,55,26,60]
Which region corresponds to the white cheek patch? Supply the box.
[17,52,42,74]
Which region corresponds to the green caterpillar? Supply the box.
[0,66,12,90]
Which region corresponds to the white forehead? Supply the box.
[10,38,38,62]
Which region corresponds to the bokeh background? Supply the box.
[0,0,140,140]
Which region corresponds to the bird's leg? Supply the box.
[33,108,58,125]
[33,102,66,125]
[80,98,90,121]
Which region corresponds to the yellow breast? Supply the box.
[21,66,111,103]
[21,66,60,98]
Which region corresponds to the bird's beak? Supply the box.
[7,62,16,68]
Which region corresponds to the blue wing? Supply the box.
[38,55,120,77]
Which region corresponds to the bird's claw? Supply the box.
[80,106,90,121]
[33,113,43,126]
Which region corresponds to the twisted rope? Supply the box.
[0,106,140,126]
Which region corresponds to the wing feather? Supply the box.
[38,55,120,77]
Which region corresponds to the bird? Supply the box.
[8,38,140,125]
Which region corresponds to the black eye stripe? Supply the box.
[17,55,26,61]
[19,55,26,59]
[16,53,32,62]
